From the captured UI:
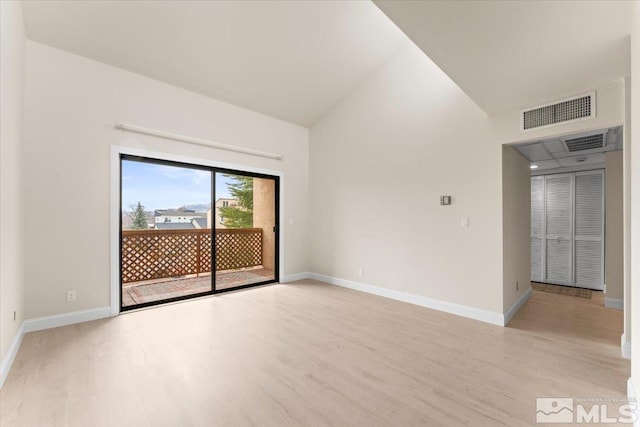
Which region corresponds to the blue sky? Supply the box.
[121,160,233,211]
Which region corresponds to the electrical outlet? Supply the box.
[358,267,364,277]
[67,290,77,302]
[516,281,519,291]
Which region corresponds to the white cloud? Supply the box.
[156,165,210,185]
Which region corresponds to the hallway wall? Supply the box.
[501,146,531,313]
[606,150,624,307]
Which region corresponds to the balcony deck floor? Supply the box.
[122,267,274,307]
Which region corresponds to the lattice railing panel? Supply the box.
[215,229,263,271]
[200,233,212,274]
[121,228,262,283]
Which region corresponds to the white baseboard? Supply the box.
[605,297,624,310]
[503,287,533,326]
[23,306,111,333]
[308,272,505,326]
[0,323,25,388]
[622,333,632,359]
[279,272,310,283]
[628,377,639,426]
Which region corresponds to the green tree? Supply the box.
[129,202,149,230]
[219,175,253,228]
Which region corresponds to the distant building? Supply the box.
[154,208,207,226]
[207,198,239,229]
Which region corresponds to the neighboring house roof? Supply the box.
[192,218,207,229]
[154,222,196,230]
[154,209,206,217]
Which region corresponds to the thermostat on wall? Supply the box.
[440,196,451,206]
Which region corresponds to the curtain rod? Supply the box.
[114,122,283,161]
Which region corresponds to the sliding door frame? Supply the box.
[119,155,215,311]
[212,166,280,294]
[110,146,284,315]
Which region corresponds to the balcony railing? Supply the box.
[121,228,263,283]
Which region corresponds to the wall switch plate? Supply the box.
[460,217,470,228]
[67,290,77,302]
[440,196,451,206]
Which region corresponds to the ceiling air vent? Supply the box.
[564,134,604,152]
[521,92,595,131]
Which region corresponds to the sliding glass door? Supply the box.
[214,172,277,290]
[120,155,279,311]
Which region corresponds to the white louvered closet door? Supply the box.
[545,174,573,286]
[530,176,545,282]
[574,170,604,290]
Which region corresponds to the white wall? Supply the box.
[502,146,531,313]
[631,1,640,391]
[308,43,503,315]
[23,42,309,319]
[624,76,631,351]
[0,1,26,381]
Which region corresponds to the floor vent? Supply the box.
[521,92,595,131]
[564,133,604,152]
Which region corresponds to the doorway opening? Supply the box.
[512,126,622,296]
[119,155,279,311]
[504,125,625,352]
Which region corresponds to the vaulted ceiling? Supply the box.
[375,0,633,114]
[22,1,408,127]
[23,1,634,126]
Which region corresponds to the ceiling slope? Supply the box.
[23,0,409,127]
[375,0,633,114]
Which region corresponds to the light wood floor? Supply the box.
[0,281,628,426]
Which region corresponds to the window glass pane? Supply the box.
[121,159,212,308]
[215,172,276,290]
